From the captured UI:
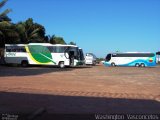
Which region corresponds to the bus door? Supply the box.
[68,51,74,66]
[64,47,75,66]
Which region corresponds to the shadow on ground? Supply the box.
[0,92,160,120]
[0,65,73,77]
[0,64,93,77]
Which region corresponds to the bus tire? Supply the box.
[140,63,145,67]
[59,61,65,68]
[135,63,140,67]
[111,62,116,67]
[21,60,28,67]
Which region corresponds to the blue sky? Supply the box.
[3,0,160,57]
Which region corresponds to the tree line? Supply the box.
[0,0,76,48]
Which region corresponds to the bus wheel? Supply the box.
[59,62,65,68]
[21,60,28,67]
[140,63,145,67]
[135,63,139,67]
[111,62,116,67]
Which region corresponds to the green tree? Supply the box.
[15,18,47,43]
[0,0,11,22]
[69,41,76,45]
[0,0,19,47]
[50,35,66,44]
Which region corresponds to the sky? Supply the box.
[2,0,160,58]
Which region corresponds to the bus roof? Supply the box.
[28,43,52,46]
[5,43,78,47]
[28,43,78,47]
[110,52,155,54]
[5,43,52,46]
[52,44,78,47]
[5,44,27,46]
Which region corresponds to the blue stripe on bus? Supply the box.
[104,59,156,67]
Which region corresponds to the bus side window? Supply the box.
[6,46,26,52]
[47,46,56,53]
[52,47,56,53]
[12,48,16,52]
[112,54,117,57]
[6,49,11,52]
[19,47,26,52]
[21,47,26,52]
[6,47,11,52]
[86,53,92,57]
[56,46,66,53]
[17,49,19,52]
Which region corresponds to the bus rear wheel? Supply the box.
[140,63,145,67]
[135,63,140,67]
[59,62,65,68]
[21,60,28,67]
[111,62,116,67]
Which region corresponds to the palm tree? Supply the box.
[0,0,8,47]
[0,0,19,47]
[0,0,12,58]
[0,0,11,18]
[69,41,76,45]
[15,18,47,43]
[0,22,19,44]
[50,35,66,44]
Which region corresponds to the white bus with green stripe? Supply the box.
[4,43,85,68]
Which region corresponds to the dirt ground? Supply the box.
[0,64,160,119]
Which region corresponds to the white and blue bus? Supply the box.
[104,52,157,67]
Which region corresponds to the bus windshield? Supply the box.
[64,46,79,59]
[106,54,111,62]
[79,49,84,61]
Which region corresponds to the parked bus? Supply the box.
[104,52,156,67]
[85,53,97,65]
[4,43,85,68]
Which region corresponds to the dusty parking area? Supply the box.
[0,64,160,118]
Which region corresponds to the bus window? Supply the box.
[68,47,78,56]
[6,46,26,52]
[18,46,26,52]
[86,53,91,57]
[56,46,68,53]
[28,45,50,54]
[105,54,111,62]
[47,46,53,53]
[6,46,12,52]
[113,53,155,57]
